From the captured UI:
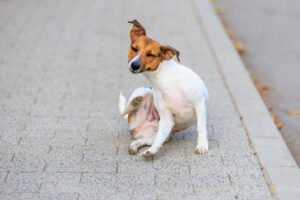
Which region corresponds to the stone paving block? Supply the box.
[26,117,58,132]
[10,152,47,172]
[30,104,61,118]
[32,193,77,200]
[56,117,89,132]
[36,83,67,99]
[1,104,32,118]
[58,101,91,118]
[223,155,267,186]
[89,101,117,118]
[116,172,155,197]
[3,93,35,107]
[80,172,116,195]
[0,117,27,132]
[0,131,20,146]
[156,190,235,200]
[40,173,81,194]
[19,134,53,154]
[186,156,225,174]
[154,185,235,200]
[75,193,99,200]
[0,171,6,192]
[2,105,32,118]
[0,153,14,171]
[18,129,55,140]
[0,193,35,200]
[0,151,14,172]
[45,152,84,173]
[2,172,42,193]
[233,184,272,200]
[51,130,86,146]
[88,117,119,132]
[81,154,119,173]
[83,141,118,156]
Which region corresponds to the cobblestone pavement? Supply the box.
[0,0,272,199]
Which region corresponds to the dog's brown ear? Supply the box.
[160,45,180,62]
[128,19,146,42]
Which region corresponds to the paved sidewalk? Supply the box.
[0,0,272,199]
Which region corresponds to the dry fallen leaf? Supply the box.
[270,112,283,129]
[256,83,269,91]
[287,110,300,115]
[220,18,228,27]
[226,29,233,37]
[232,41,247,54]
[255,83,269,100]
[214,5,225,14]
[270,112,276,121]
[270,185,275,193]
[247,70,253,76]
[276,121,283,129]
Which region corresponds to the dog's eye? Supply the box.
[146,53,156,57]
[131,46,138,52]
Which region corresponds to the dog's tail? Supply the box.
[119,92,128,119]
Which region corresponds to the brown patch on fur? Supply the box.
[128,113,133,124]
[128,36,163,72]
[128,19,146,42]
[131,96,143,106]
[160,45,180,62]
[128,19,180,72]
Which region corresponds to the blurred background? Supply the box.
[214,0,300,165]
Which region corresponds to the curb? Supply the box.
[192,0,300,199]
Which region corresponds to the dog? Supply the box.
[122,19,209,157]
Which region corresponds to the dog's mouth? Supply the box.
[129,68,142,74]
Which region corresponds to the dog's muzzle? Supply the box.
[128,54,142,73]
[130,61,140,72]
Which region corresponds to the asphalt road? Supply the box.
[217,0,300,166]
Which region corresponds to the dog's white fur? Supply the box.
[121,57,209,157]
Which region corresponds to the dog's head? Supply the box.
[128,19,180,73]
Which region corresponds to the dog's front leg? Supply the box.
[195,100,209,154]
[140,113,174,158]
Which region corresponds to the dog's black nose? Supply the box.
[131,61,140,71]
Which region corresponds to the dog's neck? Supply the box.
[143,60,177,89]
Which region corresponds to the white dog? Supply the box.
[121,19,209,157]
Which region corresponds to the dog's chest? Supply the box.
[154,88,196,128]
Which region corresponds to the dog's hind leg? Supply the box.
[195,100,209,154]
[129,137,155,155]
[140,111,174,157]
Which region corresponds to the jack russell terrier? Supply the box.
[119,19,209,157]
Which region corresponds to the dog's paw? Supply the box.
[128,146,137,155]
[140,149,154,158]
[131,96,143,107]
[195,143,209,154]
